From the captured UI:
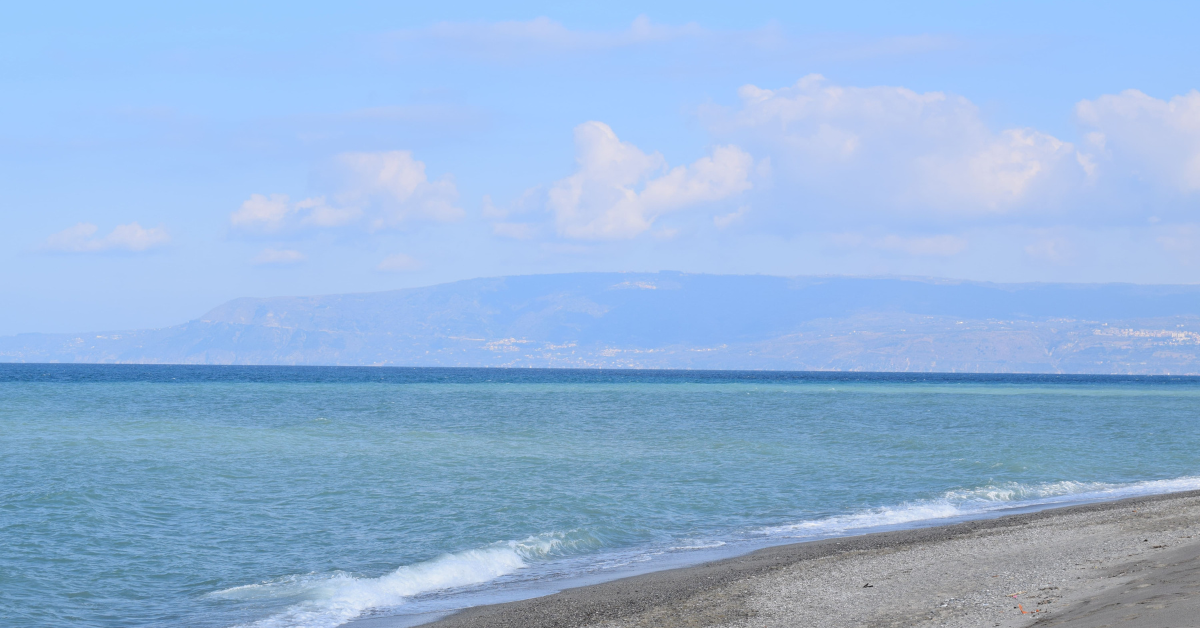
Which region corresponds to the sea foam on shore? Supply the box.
[212,535,575,628]
[760,475,1200,539]
[221,476,1200,628]
[426,490,1200,628]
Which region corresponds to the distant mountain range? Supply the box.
[4,272,1200,373]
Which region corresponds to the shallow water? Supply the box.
[2,365,1199,627]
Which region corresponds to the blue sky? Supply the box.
[4,1,1200,334]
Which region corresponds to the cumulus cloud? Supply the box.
[706,74,1088,215]
[44,222,170,252]
[546,121,754,239]
[1076,89,1200,195]
[231,194,293,232]
[333,151,461,228]
[231,151,460,234]
[251,248,305,265]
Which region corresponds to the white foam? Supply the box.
[760,476,1200,538]
[214,532,575,628]
[219,476,1200,628]
[669,540,727,551]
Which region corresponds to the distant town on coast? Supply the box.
[6,272,1200,374]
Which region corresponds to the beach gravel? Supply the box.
[422,491,1200,628]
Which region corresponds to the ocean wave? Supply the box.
[213,530,592,628]
[759,476,1200,538]
[218,476,1200,628]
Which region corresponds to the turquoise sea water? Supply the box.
[3,365,1200,628]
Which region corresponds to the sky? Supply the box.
[4,1,1200,335]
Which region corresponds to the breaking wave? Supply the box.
[215,476,1200,628]
[213,531,591,628]
[760,476,1200,538]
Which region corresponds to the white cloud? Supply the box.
[44,222,170,252]
[333,151,462,229]
[546,121,754,239]
[713,205,750,229]
[376,253,422,272]
[251,248,305,265]
[231,194,293,232]
[296,197,362,228]
[481,195,505,218]
[231,151,460,234]
[706,74,1087,215]
[1076,89,1200,194]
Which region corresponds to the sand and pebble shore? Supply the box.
[423,490,1200,628]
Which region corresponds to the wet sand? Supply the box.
[422,490,1200,628]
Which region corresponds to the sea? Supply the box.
[3,364,1200,628]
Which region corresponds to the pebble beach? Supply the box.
[425,490,1200,628]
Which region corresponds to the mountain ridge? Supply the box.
[5,272,1200,373]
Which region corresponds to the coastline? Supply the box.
[396,489,1200,628]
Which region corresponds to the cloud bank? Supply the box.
[706,74,1089,217]
[226,76,1200,274]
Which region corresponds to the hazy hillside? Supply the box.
[4,272,1200,373]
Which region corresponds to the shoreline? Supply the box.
[398,489,1200,628]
